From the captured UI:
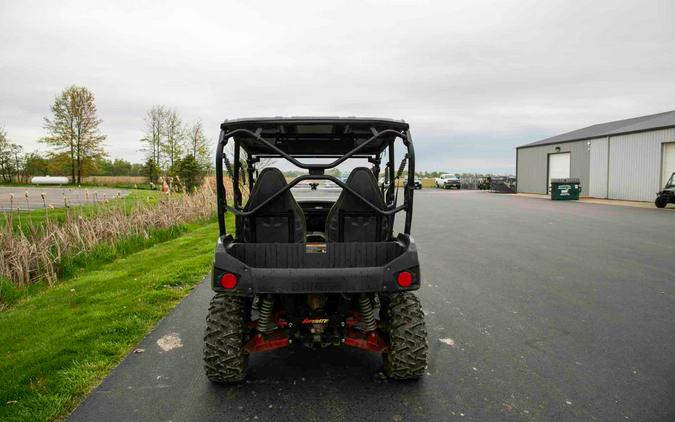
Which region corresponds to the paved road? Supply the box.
[70,191,675,421]
[0,187,128,210]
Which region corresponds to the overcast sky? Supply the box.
[1,0,674,173]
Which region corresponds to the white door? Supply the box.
[548,152,571,193]
[662,142,675,187]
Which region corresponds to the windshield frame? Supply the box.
[666,172,675,189]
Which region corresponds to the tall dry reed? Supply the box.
[0,183,218,288]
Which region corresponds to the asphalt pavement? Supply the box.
[0,187,128,210]
[69,190,675,421]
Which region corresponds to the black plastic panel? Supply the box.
[227,241,403,268]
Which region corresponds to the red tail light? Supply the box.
[396,271,413,287]
[220,273,238,289]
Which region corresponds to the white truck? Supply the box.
[434,174,461,189]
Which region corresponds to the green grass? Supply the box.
[1,189,163,232]
[0,219,228,422]
[0,222,192,309]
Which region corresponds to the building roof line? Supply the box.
[516,123,675,149]
[518,110,675,149]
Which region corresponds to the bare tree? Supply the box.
[186,120,211,170]
[162,109,184,170]
[141,105,167,172]
[42,85,106,184]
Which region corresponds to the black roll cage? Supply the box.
[215,121,416,239]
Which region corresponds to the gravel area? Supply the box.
[0,187,129,210]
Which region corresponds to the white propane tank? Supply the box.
[31,176,69,185]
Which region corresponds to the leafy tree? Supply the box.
[45,152,70,176]
[93,158,144,176]
[142,158,160,183]
[23,152,49,178]
[42,85,106,184]
[110,158,132,176]
[94,157,113,175]
[0,127,22,182]
[176,154,203,192]
[129,163,144,176]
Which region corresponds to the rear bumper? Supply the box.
[211,235,421,296]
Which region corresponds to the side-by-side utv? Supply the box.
[655,172,675,208]
[204,117,427,383]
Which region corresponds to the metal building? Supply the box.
[516,110,675,201]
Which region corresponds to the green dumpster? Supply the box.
[550,178,581,200]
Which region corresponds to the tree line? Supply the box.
[140,105,211,191]
[0,85,213,191]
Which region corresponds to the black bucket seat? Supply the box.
[326,167,389,242]
[237,168,306,243]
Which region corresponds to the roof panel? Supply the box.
[519,110,675,148]
[220,116,409,156]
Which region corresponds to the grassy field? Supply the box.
[0,223,190,310]
[420,178,437,188]
[1,184,216,299]
[0,219,227,422]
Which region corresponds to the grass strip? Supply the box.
[0,221,192,309]
[0,220,225,422]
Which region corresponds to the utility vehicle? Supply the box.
[435,174,460,189]
[204,117,428,383]
[655,172,675,208]
[404,177,423,189]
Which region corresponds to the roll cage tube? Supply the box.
[215,124,416,237]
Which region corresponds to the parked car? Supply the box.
[404,178,422,189]
[435,174,461,189]
[655,172,675,208]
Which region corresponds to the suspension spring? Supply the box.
[359,295,377,332]
[257,296,275,333]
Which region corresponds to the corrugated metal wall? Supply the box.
[516,140,590,194]
[589,137,609,198]
[607,127,675,201]
[516,147,546,194]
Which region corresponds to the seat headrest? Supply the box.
[340,167,384,211]
[325,167,389,242]
[246,168,289,211]
[238,167,306,243]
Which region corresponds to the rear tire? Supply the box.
[383,292,428,379]
[655,196,668,208]
[203,294,248,383]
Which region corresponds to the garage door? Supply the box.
[548,152,570,193]
[663,143,675,187]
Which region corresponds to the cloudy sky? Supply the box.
[1,0,674,173]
